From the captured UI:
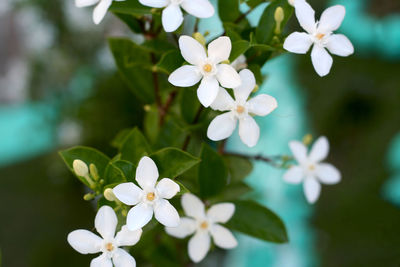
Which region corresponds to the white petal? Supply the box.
[112,248,136,267]
[207,36,231,63]
[197,77,219,107]
[179,35,207,65]
[289,141,308,164]
[207,112,237,141]
[210,224,238,249]
[283,166,304,184]
[316,163,341,184]
[233,69,256,102]
[303,177,321,204]
[283,32,313,54]
[154,199,180,227]
[95,206,118,240]
[90,254,112,267]
[318,5,345,33]
[181,193,205,219]
[326,34,354,57]
[238,116,260,148]
[188,232,211,263]
[115,226,143,247]
[136,156,159,191]
[113,183,143,206]
[156,178,180,199]
[162,4,184,32]
[311,45,333,77]
[67,230,102,254]
[294,0,316,33]
[181,0,215,18]
[207,203,235,223]
[247,94,278,116]
[126,203,154,231]
[309,136,329,163]
[138,0,168,8]
[76,0,99,8]
[165,217,197,238]
[93,0,112,25]
[210,87,235,112]
[168,65,202,87]
[216,64,241,89]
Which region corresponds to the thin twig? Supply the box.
[160,90,178,125]
[182,106,204,151]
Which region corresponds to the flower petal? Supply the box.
[311,45,333,77]
[112,248,136,267]
[113,183,143,206]
[283,166,304,184]
[168,65,202,87]
[247,94,278,116]
[289,140,308,164]
[91,254,113,267]
[294,0,316,33]
[165,217,197,238]
[188,232,211,263]
[207,36,231,63]
[210,87,235,111]
[181,193,205,219]
[197,76,219,107]
[238,116,260,147]
[126,203,153,231]
[95,206,118,240]
[154,199,180,227]
[316,163,341,184]
[181,0,215,18]
[326,34,354,57]
[136,156,159,191]
[309,136,329,163]
[318,5,345,33]
[233,69,256,102]
[75,0,99,8]
[210,224,238,249]
[303,177,321,204]
[156,178,180,199]
[216,64,241,89]
[67,230,102,254]
[92,0,112,25]
[115,226,143,247]
[207,203,235,223]
[207,112,237,141]
[162,4,184,32]
[138,0,168,8]
[179,35,207,65]
[283,32,313,54]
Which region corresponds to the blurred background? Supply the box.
[0,0,400,266]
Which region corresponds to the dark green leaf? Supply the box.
[218,0,240,22]
[180,87,201,123]
[119,128,152,165]
[109,1,151,16]
[156,50,185,75]
[230,40,250,62]
[209,182,252,203]
[104,162,127,184]
[224,155,253,183]
[110,160,136,182]
[113,13,142,33]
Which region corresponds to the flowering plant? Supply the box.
[62,0,352,265]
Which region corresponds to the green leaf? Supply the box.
[104,162,127,184]
[109,1,151,16]
[59,146,110,187]
[113,13,142,33]
[248,64,264,84]
[119,128,152,165]
[150,148,201,178]
[218,0,240,22]
[112,160,136,181]
[198,144,228,198]
[209,182,252,203]
[143,105,160,144]
[111,128,132,149]
[230,40,250,62]
[143,39,176,55]
[246,0,269,8]
[226,200,288,243]
[224,155,253,183]
[180,87,201,123]
[156,50,185,75]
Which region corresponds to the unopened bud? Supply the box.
[89,164,99,181]
[73,160,89,177]
[144,105,151,112]
[192,32,206,47]
[303,134,313,146]
[221,60,230,64]
[104,188,117,202]
[274,7,284,35]
[252,84,259,93]
[83,193,95,201]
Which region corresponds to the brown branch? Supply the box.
[159,90,178,125]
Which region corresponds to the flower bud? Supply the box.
[303,134,313,146]
[104,188,117,202]
[83,193,95,201]
[89,164,99,181]
[73,160,89,177]
[192,32,206,47]
[274,7,284,34]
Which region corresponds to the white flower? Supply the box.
[283,136,341,204]
[288,0,305,7]
[169,35,241,107]
[139,0,214,32]
[75,0,125,25]
[113,156,180,230]
[166,193,237,263]
[67,206,142,267]
[283,2,354,77]
[230,55,247,71]
[207,69,277,147]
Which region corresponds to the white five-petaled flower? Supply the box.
[166,193,237,263]
[283,136,341,204]
[75,0,125,24]
[67,206,142,267]
[207,69,278,147]
[113,156,180,231]
[283,2,354,77]
[169,35,241,107]
[139,0,214,32]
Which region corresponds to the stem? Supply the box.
[182,106,204,151]
[234,8,254,24]
[222,152,292,168]
[160,90,178,125]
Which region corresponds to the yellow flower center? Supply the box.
[200,221,208,229]
[203,64,213,73]
[146,192,155,201]
[105,243,114,252]
[308,164,316,171]
[236,105,245,114]
[316,33,325,40]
